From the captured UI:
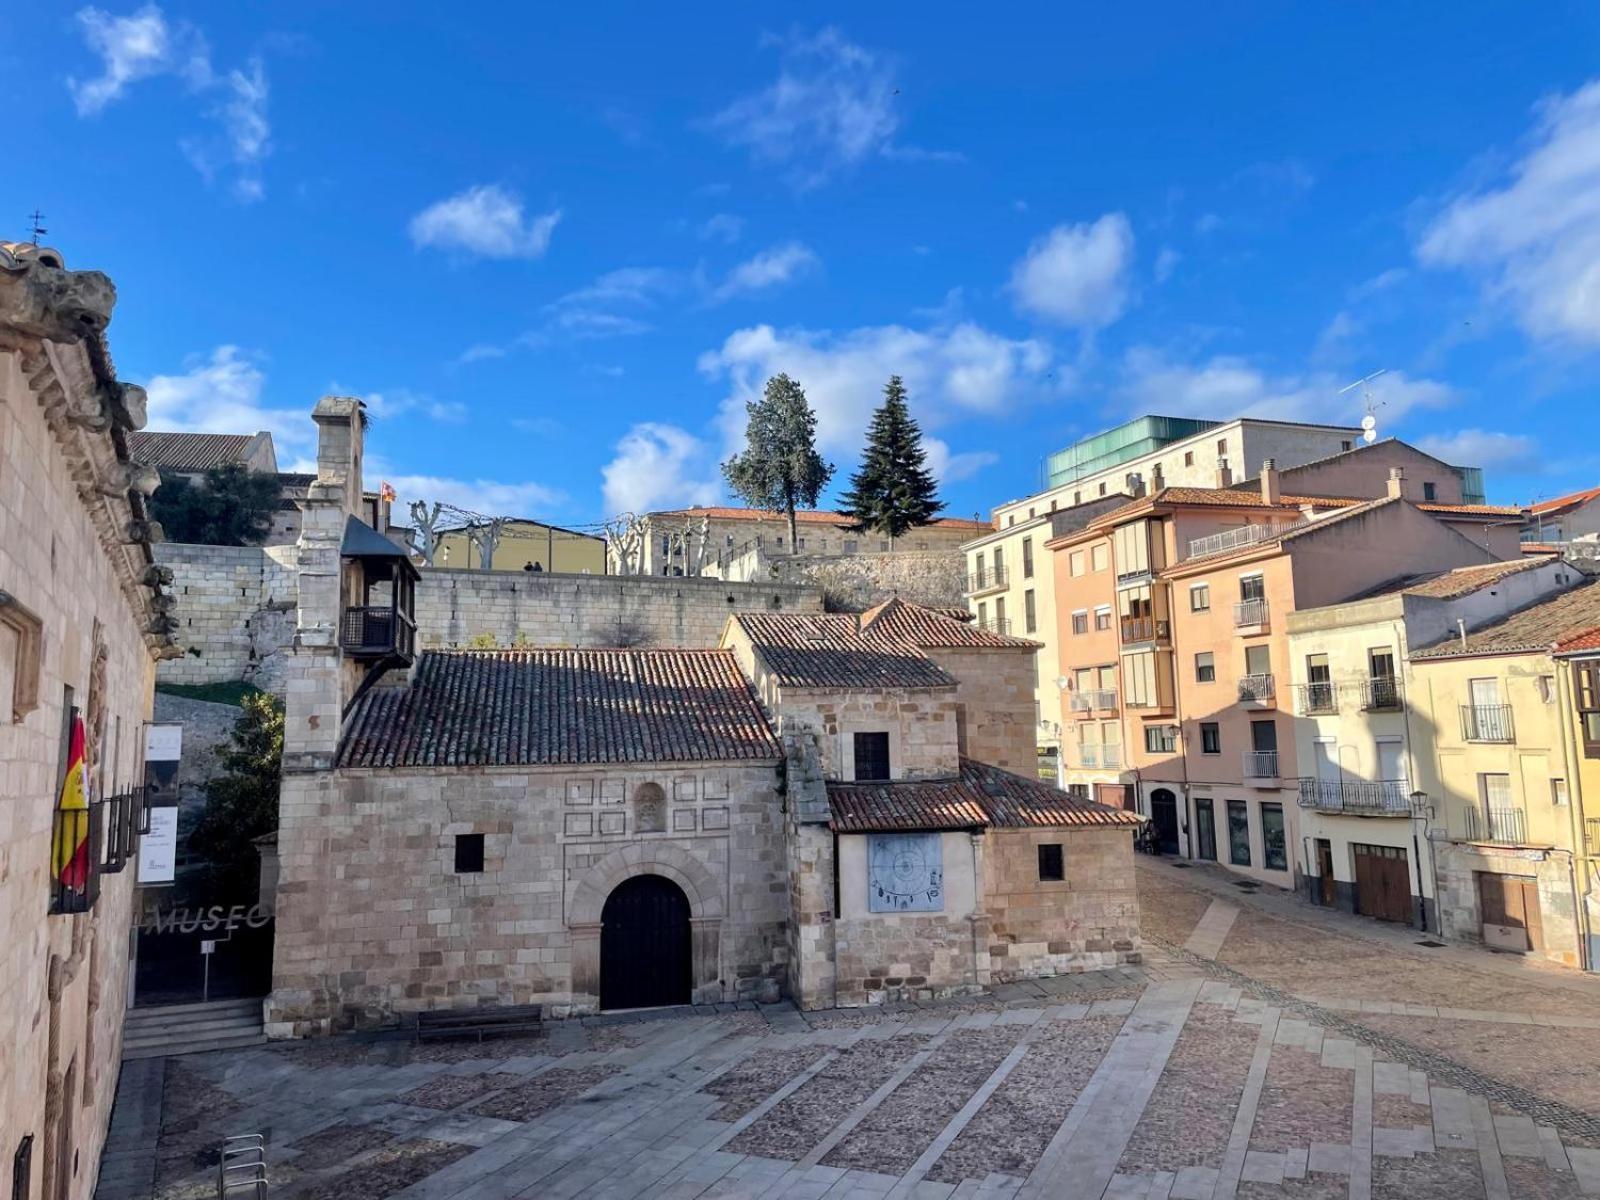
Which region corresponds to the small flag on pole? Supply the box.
[379,481,396,503]
[53,710,90,891]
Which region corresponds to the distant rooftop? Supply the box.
[128,431,259,473]
[1412,579,1600,660]
[1043,415,1220,491]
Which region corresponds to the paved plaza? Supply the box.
[99,860,1600,1200]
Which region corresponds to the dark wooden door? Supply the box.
[1195,799,1217,861]
[1149,789,1179,855]
[601,875,692,1010]
[1353,844,1411,923]
[1316,839,1336,907]
[1477,873,1542,953]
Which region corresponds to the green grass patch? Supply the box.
[155,680,265,708]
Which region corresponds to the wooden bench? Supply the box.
[415,1003,544,1043]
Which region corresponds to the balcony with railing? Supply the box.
[1075,743,1122,770]
[1294,681,1338,715]
[1237,673,1276,705]
[1460,704,1514,743]
[1242,750,1280,784]
[966,566,1008,596]
[1185,521,1306,561]
[976,616,1012,636]
[1457,806,1529,845]
[1234,597,1270,629]
[1297,777,1409,815]
[341,605,417,661]
[1359,676,1403,711]
[1068,689,1119,713]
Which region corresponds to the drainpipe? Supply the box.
[1397,617,1437,930]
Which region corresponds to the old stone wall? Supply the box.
[774,689,963,782]
[155,542,299,694]
[928,646,1039,775]
[984,827,1141,981]
[1,348,157,1200]
[266,759,787,1035]
[1432,840,1580,968]
[731,549,968,611]
[413,568,824,650]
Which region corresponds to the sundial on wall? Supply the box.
[868,833,944,913]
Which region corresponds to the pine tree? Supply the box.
[838,376,945,542]
[722,373,835,551]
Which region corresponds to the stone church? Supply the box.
[266,400,1140,1036]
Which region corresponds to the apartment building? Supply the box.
[1285,557,1576,931]
[1047,452,1521,887]
[1522,484,1600,549]
[1409,581,1600,968]
[968,417,1495,767]
[1553,628,1600,967]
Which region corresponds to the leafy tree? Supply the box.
[722,373,835,551]
[838,376,945,542]
[148,462,281,546]
[185,692,283,902]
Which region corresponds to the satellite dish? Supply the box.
[1363,428,1378,444]
[1360,414,1377,431]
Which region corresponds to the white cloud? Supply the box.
[698,321,1051,467]
[697,213,745,243]
[1154,246,1181,284]
[357,389,466,424]
[68,4,174,114]
[1415,429,1543,472]
[712,242,819,301]
[1419,79,1600,345]
[1009,214,1135,329]
[924,440,998,485]
[409,185,561,260]
[601,423,721,515]
[1117,349,1455,428]
[707,28,940,187]
[556,267,678,308]
[68,5,270,198]
[143,345,315,451]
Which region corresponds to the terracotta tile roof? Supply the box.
[1530,485,1600,516]
[857,597,1039,650]
[652,506,991,532]
[1412,579,1600,659]
[1419,502,1525,516]
[338,648,781,768]
[1402,556,1559,599]
[1555,628,1600,654]
[827,759,1142,832]
[128,431,254,473]
[732,612,958,689]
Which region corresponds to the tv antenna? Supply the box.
[1338,368,1389,444]
[27,210,46,245]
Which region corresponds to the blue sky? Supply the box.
[7,4,1600,525]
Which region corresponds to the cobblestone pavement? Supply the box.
[97,864,1600,1199]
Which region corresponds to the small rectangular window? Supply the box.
[1072,610,1089,635]
[1094,607,1111,631]
[1022,537,1035,579]
[1145,725,1178,753]
[1195,652,1215,683]
[1037,843,1064,882]
[1217,438,1228,455]
[1423,481,1437,502]
[854,732,891,782]
[1190,584,1210,612]
[1553,778,1569,807]
[1091,543,1108,572]
[1200,722,1221,754]
[1341,440,1353,451]
[1025,590,1038,634]
[1070,550,1085,577]
[1184,451,1195,467]
[455,834,485,873]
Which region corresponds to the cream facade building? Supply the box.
[1409,580,1600,968]
[1,241,178,1199]
[1285,557,1576,930]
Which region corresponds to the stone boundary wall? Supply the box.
[156,542,299,694]
[719,548,967,611]
[413,568,824,650]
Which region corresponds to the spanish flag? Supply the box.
[54,710,90,891]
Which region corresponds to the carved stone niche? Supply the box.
[633,782,667,834]
[0,590,44,723]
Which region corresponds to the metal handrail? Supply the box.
[1068,689,1118,712]
[1243,751,1279,779]
[1234,597,1270,627]
[1460,704,1514,743]
[1296,777,1409,814]
[966,566,1008,592]
[1460,806,1527,844]
[1359,676,1403,711]
[1237,673,1276,703]
[1186,521,1305,560]
[1295,682,1338,715]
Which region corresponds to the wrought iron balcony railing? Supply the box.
[1242,750,1279,779]
[1459,806,1528,844]
[976,616,1011,635]
[1360,676,1403,711]
[966,566,1008,594]
[1068,689,1118,712]
[1237,673,1276,703]
[1460,704,1514,743]
[1186,521,1306,561]
[1297,777,1409,814]
[1234,597,1270,628]
[1295,682,1337,715]
[1076,744,1122,769]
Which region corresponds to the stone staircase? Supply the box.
[121,997,266,1060]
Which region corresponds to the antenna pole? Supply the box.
[27,210,46,245]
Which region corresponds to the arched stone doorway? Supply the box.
[600,875,692,1010]
[1149,788,1180,855]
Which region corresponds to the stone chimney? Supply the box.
[1387,467,1405,501]
[1216,461,1233,488]
[1260,458,1281,505]
[281,396,365,772]
[1150,462,1166,493]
